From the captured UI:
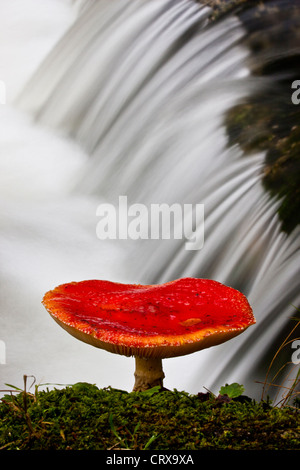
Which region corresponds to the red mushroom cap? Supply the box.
[42,278,255,358]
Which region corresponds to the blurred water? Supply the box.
[0,0,299,399]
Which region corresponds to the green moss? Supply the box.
[0,384,299,450]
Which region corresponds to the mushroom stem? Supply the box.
[133,357,165,391]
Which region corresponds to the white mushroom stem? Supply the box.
[133,357,165,392]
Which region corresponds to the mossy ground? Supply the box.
[0,383,299,451]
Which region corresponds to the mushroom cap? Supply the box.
[42,278,255,359]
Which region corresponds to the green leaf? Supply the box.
[219,383,245,399]
[139,385,161,396]
[133,421,141,436]
[71,382,98,393]
[108,413,117,434]
[144,433,159,450]
[108,413,128,448]
[4,383,23,391]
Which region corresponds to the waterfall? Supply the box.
[1,0,299,400]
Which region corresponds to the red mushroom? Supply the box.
[42,277,255,391]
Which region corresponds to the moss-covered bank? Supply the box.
[0,383,299,450]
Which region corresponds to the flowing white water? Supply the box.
[0,0,134,393]
[1,0,299,399]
